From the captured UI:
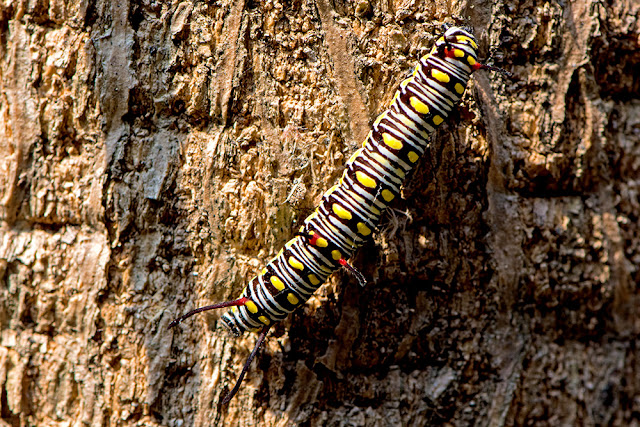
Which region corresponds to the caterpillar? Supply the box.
[170,25,510,404]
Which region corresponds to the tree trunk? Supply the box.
[1,0,639,425]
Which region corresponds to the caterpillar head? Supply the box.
[431,26,511,76]
[432,26,480,71]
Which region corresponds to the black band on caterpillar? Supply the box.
[171,25,510,404]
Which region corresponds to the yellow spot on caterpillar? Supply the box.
[410,96,430,114]
[316,237,328,247]
[232,306,238,313]
[400,77,412,90]
[289,256,304,271]
[357,222,372,236]
[287,293,299,305]
[308,274,320,285]
[363,131,373,148]
[455,83,465,94]
[456,35,478,49]
[277,248,284,258]
[270,276,285,291]
[381,189,395,202]
[374,113,385,127]
[347,148,362,165]
[259,316,270,325]
[454,49,464,57]
[356,171,377,188]
[383,133,403,150]
[332,204,352,220]
[331,250,341,260]
[433,115,444,125]
[408,151,419,163]
[245,300,258,314]
[392,90,400,104]
[467,56,476,66]
[432,69,450,83]
[325,184,339,197]
[261,268,267,275]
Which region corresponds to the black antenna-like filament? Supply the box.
[440,46,512,77]
[169,297,249,328]
[170,297,272,405]
[476,62,513,77]
[339,258,367,287]
[220,325,271,405]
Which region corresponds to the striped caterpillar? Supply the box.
[170,25,510,404]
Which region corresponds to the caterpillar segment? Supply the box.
[169,25,510,404]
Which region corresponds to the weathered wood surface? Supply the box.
[1,0,639,425]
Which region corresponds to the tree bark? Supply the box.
[1,0,639,425]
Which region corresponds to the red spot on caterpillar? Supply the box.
[308,233,319,246]
[444,47,457,59]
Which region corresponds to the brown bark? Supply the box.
[1,0,639,425]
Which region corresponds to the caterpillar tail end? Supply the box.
[221,314,244,337]
[171,296,270,405]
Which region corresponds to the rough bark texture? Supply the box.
[1,0,639,425]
